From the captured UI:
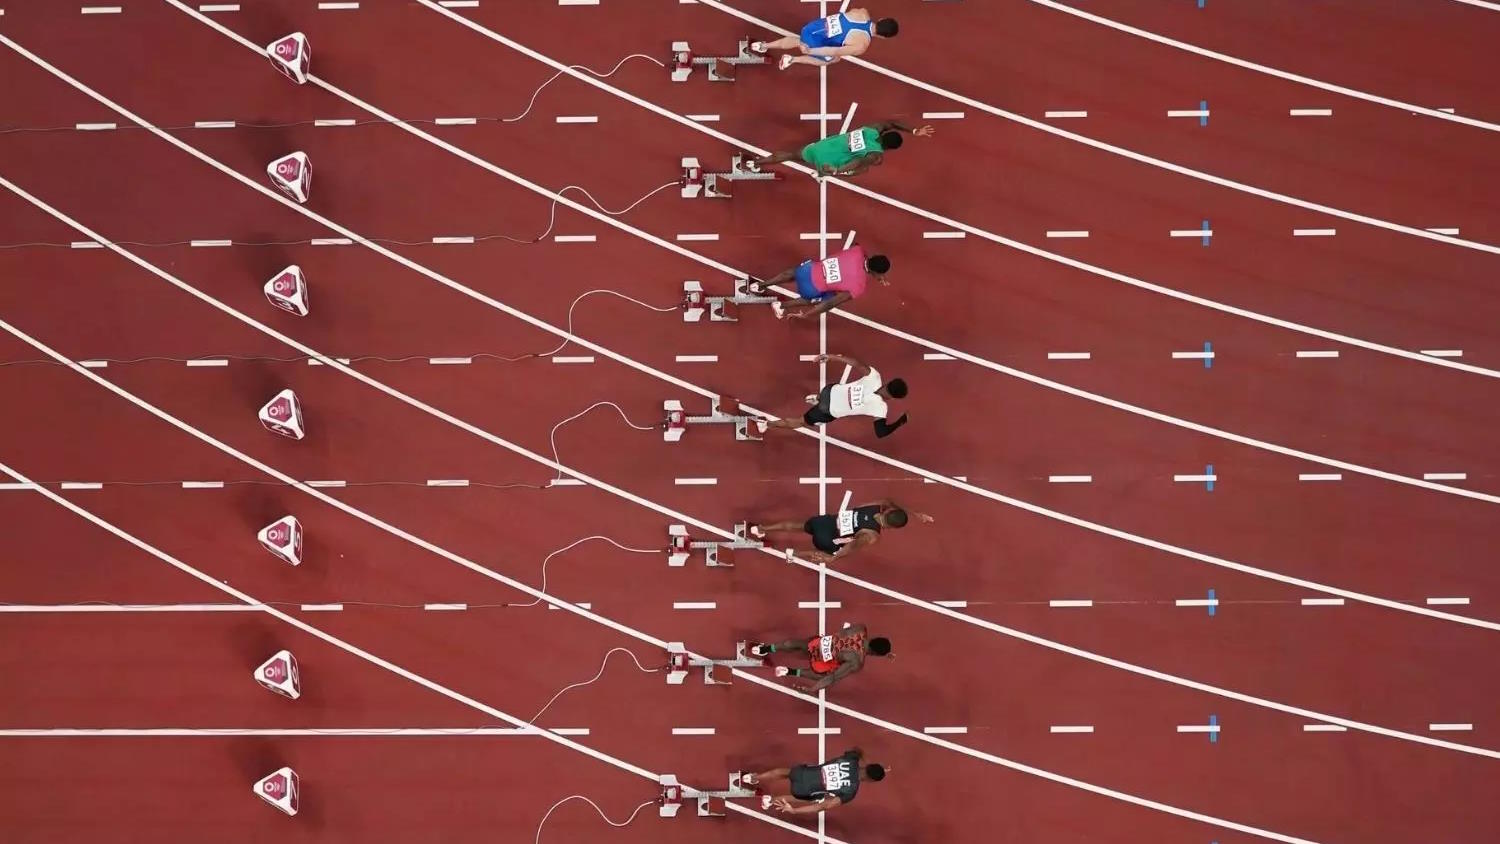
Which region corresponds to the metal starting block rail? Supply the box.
[665,640,769,686]
[682,277,779,323]
[662,396,762,442]
[670,38,765,83]
[658,772,757,818]
[668,522,762,568]
[681,154,780,199]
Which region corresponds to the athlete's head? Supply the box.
[865,764,888,781]
[865,254,892,276]
[867,637,892,656]
[874,18,900,38]
[884,378,908,399]
[884,508,909,528]
[880,131,904,150]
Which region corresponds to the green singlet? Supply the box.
[800,126,884,171]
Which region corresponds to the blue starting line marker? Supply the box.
[1200,218,1211,246]
[1199,99,1209,126]
[1205,464,1215,491]
[1202,341,1213,369]
[1198,0,1205,8]
[1209,714,1219,743]
[1206,588,1217,617]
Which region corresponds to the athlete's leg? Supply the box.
[752,149,801,167]
[744,767,792,787]
[752,520,806,534]
[752,35,802,52]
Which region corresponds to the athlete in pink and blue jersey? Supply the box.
[751,245,891,320]
[751,9,898,70]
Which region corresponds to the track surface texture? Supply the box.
[2,2,1498,843]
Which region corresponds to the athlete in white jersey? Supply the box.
[758,353,909,438]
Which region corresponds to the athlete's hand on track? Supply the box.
[913,125,936,137]
[805,551,835,564]
[771,797,795,812]
[819,164,839,175]
[915,512,935,524]
[798,43,811,54]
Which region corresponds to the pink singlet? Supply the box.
[809,246,870,299]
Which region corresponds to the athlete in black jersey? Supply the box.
[744,747,886,816]
[749,498,933,564]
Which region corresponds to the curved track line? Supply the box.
[409,0,1500,381]
[107,18,1500,515]
[1028,0,1500,133]
[0,465,827,844]
[691,0,1500,255]
[5,41,1497,622]
[0,366,1323,844]
[1449,0,1500,12]
[2,190,1497,761]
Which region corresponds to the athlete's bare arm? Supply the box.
[870,499,934,523]
[828,530,878,561]
[805,32,871,58]
[818,353,869,379]
[773,795,843,815]
[870,121,937,138]
[808,651,865,692]
[792,292,853,319]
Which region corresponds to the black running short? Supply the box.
[804,514,842,554]
[788,765,824,800]
[802,385,837,426]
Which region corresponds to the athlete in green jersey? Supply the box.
[748,121,935,177]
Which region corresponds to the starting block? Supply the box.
[254,767,301,816]
[257,515,304,566]
[658,772,756,818]
[264,265,309,316]
[268,152,312,204]
[267,33,311,85]
[662,396,762,443]
[670,38,765,83]
[254,649,302,699]
[665,640,770,686]
[681,277,779,323]
[680,154,779,199]
[668,522,762,568]
[259,388,306,440]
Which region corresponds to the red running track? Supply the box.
[1,2,1498,843]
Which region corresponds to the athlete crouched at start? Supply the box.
[744,747,887,816]
[750,622,891,692]
[749,498,932,564]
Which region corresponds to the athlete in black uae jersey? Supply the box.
[743,747,887,815]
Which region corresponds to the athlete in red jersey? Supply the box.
[749,623,890,691]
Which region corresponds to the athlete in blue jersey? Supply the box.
[751,9,898,70]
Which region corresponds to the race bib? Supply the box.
[823,15,843,37]
[847,131,868,153]
[846,384,865,409]
[821,256,843,284]
[820,761,852,791]
[816,635,835,661]
[836,510,856,536]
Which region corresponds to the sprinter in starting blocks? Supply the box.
[667,522,766,568]
[664,640,770,686]
[669,37,765,83]
[681,153,780,199]
[681,277,779,323]
[658,771,757,819]
[662,395,762,442]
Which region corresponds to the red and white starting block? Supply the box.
[669,38,765,83]
[681,154,779,199]
[662,396,760,443]
[254,767,301,816]
[257,516,304,566]
[266,33,311,85]
[259,389,306,440]
[658,772,756,819]
[268,152,312,204]
[668,523,761,568]
[264,265,309,317]
[681,277,779,323]
[665,641,770,687]
[254,650,302,699]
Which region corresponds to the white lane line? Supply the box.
[1028,0,1500,134]
[548,478,585,487]
[1048,475,1092,483]
[1167,109,1210,118]
[1044,110,1087,119]
[1047,352,1090,360]
[1422,473,1466,481]
[428,356,472,365]
[1289,108,1333,117]
[307,357,353,365]
[1172,350,1214,360]
[1173,474,1216,483]
[301,604,344,612]
[545,602,592,610]
[933,600,968,608]
[1046,230,1089,238]
[0,727,609,737]
[432,236,475,244]
[686,114,720,122]
[550,355,594,364]
[1426,597,1471,606]
[1170,228,1212,238]
[674,477,717,485]
[318,1,360,8]
[180,481,224,489]
[922,231,965,239]
[80,360,108,368]
[60,482,103,490]
[553,235,596,243]
[438,0,479,6]
[81,5,123,12]
[1421,349,1463,358]
[194,120,235,127]
[799,477,843,484]
[1298,473,1342,481]
[71,241,103,248]
[402,2,1500,387]
[314,118,356,127]
[1049,599,1093,608]
[676,233,719,241]
[1303,724,1348,732]
[798,727,841,735]
[1426,227,1460,235]
[0,605,264,614]
[425,479,469,487]
[1293,228,1337,236]
[923,727,968,735]
[799,112,840,121]
[185,358,228,367]
[1050,725,1094,734]
[555,115,598,123]
[424,603,467,611]
[1175,598,1219,608]
[674,355,718,363]
[1177,724,1221,734]
[798,600,843,609]
[311,237,353,246]
[307,480,347,488]
[189,239,231,247]
[921,111,965,119]
[75,122,116,130]
[558,0,600,5]
[435,117,478,125]
[671,727,716,735]
[1300,598,1345,606]
[1429,723,1474,732]
[923,353,957,361]
[199,3,241,10]
[672,602,716,610]
[1296,350,1339,358]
